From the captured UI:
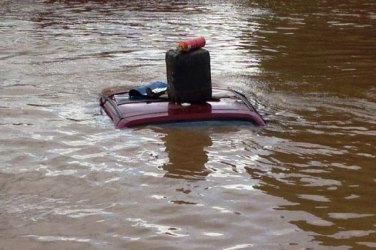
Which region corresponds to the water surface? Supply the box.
[0,1,375,249]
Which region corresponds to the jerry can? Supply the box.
[165,48,212,103]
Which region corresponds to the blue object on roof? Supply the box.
[129,81,167,98]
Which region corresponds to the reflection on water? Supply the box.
[160,127,212,180]
[1,0,375,249]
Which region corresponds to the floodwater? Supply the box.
[0,1,375,249]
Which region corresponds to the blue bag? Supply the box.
[129,81,167,98]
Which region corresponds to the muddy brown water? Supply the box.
[0,1,375,249]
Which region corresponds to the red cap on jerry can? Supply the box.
[177,36,206,52]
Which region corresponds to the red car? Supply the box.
[100,86,266,128]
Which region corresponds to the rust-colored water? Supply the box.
[1,1,375,249]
